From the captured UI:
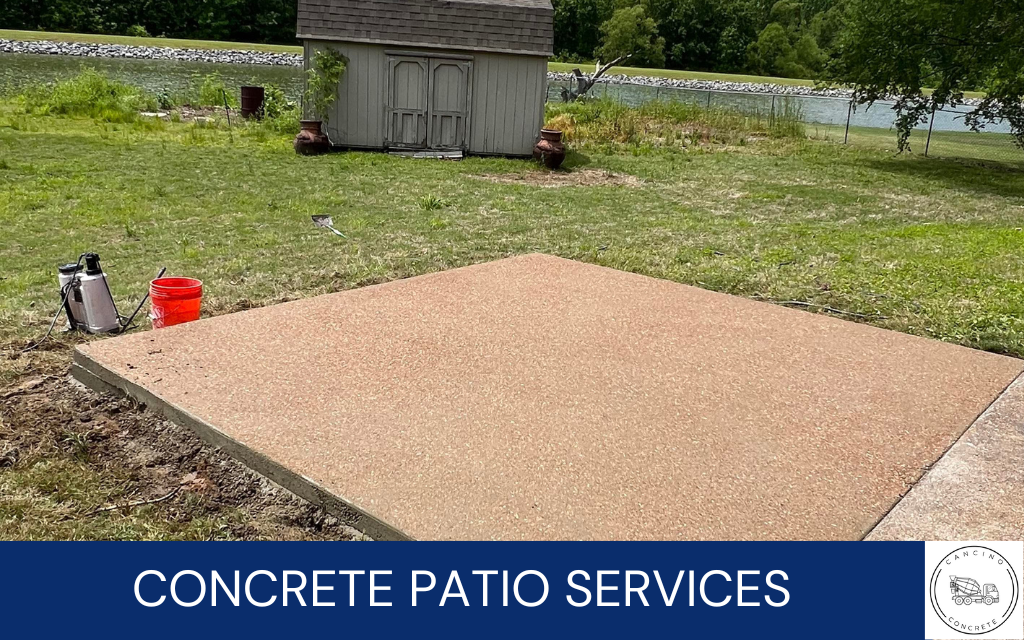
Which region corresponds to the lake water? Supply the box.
[0,52,304,102]
[0,52,1009,135]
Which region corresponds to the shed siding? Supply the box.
[469,53,546,156]
[307,40,388,149]
[305,40,546,156]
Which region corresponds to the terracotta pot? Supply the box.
[533,128,566,169]
[294,120,330,155]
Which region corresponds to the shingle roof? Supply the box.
[297,0,554,57]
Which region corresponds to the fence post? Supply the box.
[925,104,936,157]
[844,100,853,144]
[707,90,712,109]
[656,86,661,102]
[770,94,776,128]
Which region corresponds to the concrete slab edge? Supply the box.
[864,370,1024,541]
[71,349,412,542]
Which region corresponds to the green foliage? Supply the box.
[545,97,804,147]
[0,0,299,45]
[260,84,290,120]
[305,49,347,126]
[642,0,761,72]
[165,73,235,109]
[746,21,824,78]
[744,0,838,79]
[124,24,149,38]
[828,0,1024,151]
[552,0,846,77]
[21,68,156,122]
[197,74,230,108]
[552,0,616,60]
[597,5,666,68]
[418,194,449,211]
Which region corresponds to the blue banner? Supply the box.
[0,542,927,638]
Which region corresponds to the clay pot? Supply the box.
[533,128,566,169]
[294,120,330,155]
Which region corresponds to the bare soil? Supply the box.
[477,168,644,188]
[0,367,366,541]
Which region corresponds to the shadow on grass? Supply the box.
[561,150,591,170]
[863,156,1024,200]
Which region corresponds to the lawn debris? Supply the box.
[477,169,643,188]
[86,486,181,516]
[769,299,888,320]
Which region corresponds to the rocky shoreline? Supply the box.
[547,71,854,100]
[0,38,302,67]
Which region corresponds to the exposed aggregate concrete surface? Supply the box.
[75,255,1023,541]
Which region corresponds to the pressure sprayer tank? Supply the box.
[57,263,86,330]
[78,254,121,334]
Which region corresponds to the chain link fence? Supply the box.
[546,81,1024,168]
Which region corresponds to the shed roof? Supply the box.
[297,0,554,57]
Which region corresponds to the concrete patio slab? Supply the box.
[73,254,1023,540]
[867,373,1024,541]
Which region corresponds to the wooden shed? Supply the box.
[296,0,554,157]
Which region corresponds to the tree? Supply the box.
[0,0,298,44]
[747,22,804,77]
[828,0,1024,150]
[551,0,616,60]
[596,5,666,68]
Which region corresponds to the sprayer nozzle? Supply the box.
[84,253,102,276]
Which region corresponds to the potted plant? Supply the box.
[295,49,347,155]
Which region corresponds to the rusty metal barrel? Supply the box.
[240,86,265,120]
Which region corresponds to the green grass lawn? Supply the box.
[2,106,1022,367]
[1,101,1023,538]
[806,124,1024,167]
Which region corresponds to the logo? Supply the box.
[929,545,1020,637]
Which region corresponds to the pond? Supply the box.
[0,52,304,101]
[0,51,1011,135]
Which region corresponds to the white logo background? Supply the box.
[925,541,1023,639]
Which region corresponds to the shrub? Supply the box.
[168,74,236,109]
[258,84,300,134]
[305,49,347,125]
[22,69,157,122]
[125,25,150,38]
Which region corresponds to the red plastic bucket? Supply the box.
[150,277,203,329]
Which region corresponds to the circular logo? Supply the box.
[930,545,1020,635]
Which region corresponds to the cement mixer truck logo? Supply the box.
[930,545,1020,636]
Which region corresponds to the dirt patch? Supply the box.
[478,169,643,188]
[0,374,365,540]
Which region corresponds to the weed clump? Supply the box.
[164,73,234,110]
[545,98,804,148]
[22,69,158,122]
[419,194,449,211]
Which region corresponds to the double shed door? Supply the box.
[386,55,472,151]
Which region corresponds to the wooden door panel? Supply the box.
[385,56,428,149]
[427,59,472,151]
